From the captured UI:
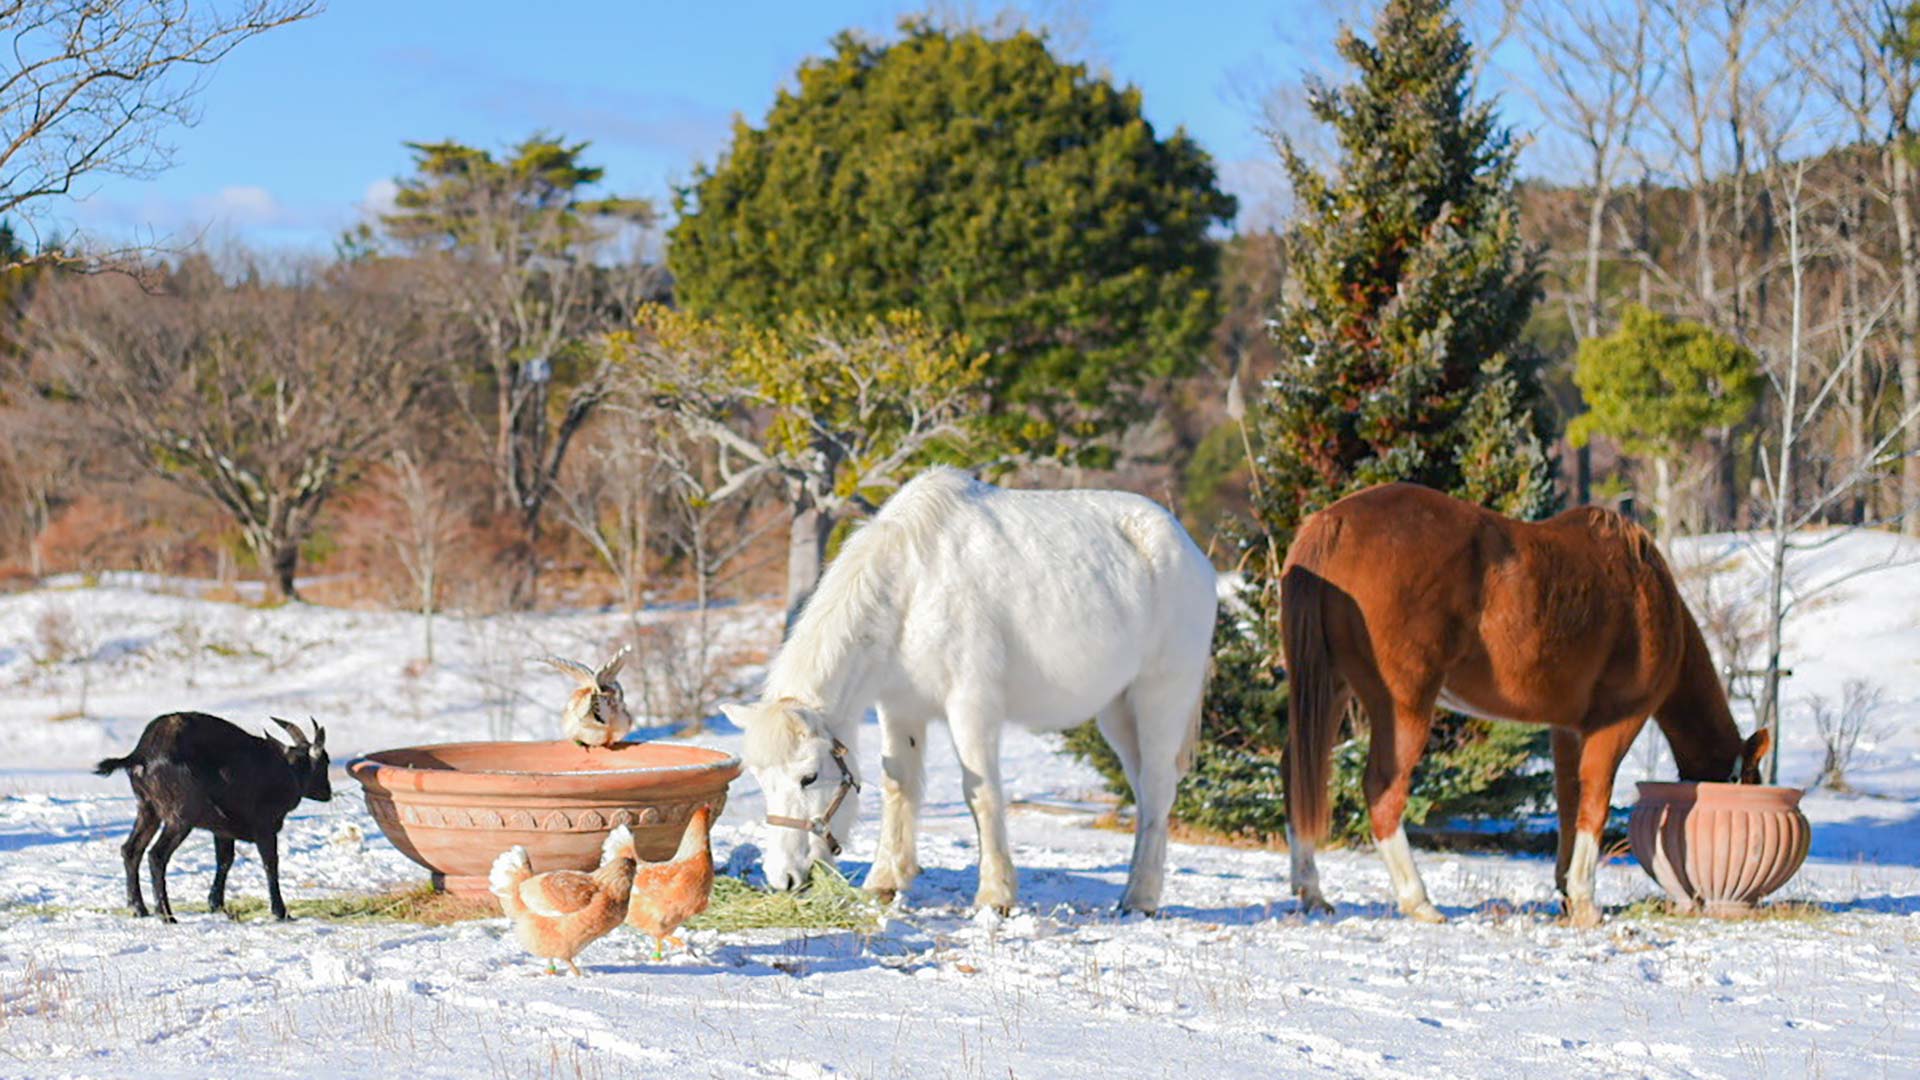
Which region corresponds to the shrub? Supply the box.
[1062,600,1551,845]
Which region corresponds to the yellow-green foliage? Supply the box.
[1569,304,1761,458]
[616,304,988,498]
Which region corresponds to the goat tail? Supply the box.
[488,846,532,913]
[1281,515,1342,848]
[93,754,139,777]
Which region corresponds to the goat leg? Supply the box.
[209,835,237,916]
[148,824,191,924]
[257,831,290,921]
[122,802,159,918]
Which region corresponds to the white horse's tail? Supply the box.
[1176,659,1209,773]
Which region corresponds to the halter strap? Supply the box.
[764,736,860,856]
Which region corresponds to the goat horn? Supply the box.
[309,717,326,748]
[270,716,309,748]
[536,656,598,686]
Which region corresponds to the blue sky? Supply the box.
[55,1,1523,253]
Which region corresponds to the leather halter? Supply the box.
[764,737,860,856]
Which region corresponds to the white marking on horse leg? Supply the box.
[1563,830,1602,928]
[1377,826,1444,923]
[1287,823,1332,914]
[868,708,925,898]
[950,706,1016,912]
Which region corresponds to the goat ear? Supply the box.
[537,655,598,687]
[597,644,631,685]
[270,716,310,748]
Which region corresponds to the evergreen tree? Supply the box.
[1251,0,1555,554]
[669,20,1235,463]
[1066,0,1558,845]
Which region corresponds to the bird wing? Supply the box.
[627,854,714,933]
[519,871,602,917]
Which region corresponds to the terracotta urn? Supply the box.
[348,740,740,902]
[1628,781,1811,916]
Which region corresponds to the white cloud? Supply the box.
[360,177,400,217]
[193,185,284,227]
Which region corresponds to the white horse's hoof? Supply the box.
[1563,899,1602,929]
[1403,901,1446,924]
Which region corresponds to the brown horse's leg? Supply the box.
[1551,728,1583,900]
[1365,694,1443,923]
[1564,717,1647,928]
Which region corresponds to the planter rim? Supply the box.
[1634,780,1805,805]
[347,740,742,799]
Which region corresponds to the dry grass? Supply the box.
[1614,896,1831,923]
[686,864,883,933]
[221,883,496,925]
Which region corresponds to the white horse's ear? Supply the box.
[718,703,753,728]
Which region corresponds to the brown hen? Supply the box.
[490,825,636,975]
[622,804,715,958]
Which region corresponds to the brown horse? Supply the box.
[1281,483,1769,927]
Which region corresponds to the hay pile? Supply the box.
[686,864,883,933]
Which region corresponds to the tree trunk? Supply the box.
[1894,144,1920,535]
[421,567,436,664]
[251,532,301,604]
[1654,456,1674,551]
[511,514,541,611]
[783,503,833,637]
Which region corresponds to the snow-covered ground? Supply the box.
[1,532,1917,1079]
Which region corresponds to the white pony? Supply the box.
[720,467,1215,913]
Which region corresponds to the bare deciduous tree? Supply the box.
[25,255,438,600]
[0,0,318,265]
[376,449,468,662]
[551,411,664,617]
[1806,678,1888,792]
[618,307,985,631]
[373,135,662,605]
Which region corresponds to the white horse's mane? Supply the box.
[759,467,979,723]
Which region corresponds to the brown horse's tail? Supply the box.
[1282,515,1341,847]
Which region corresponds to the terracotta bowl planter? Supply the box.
[1628,781,1811,916]
[348,740,740,903]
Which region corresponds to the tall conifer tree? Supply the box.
[1252,0,1554,555]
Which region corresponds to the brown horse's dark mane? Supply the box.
[1654,599,1751,782]
[1556,505,1657,566]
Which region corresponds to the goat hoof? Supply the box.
[161,914,178,925]
[130,906,149,918]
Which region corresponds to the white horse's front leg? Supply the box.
[866,705,926,901]
[948,703,1016,913]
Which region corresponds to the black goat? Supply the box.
[95,712,332,922]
